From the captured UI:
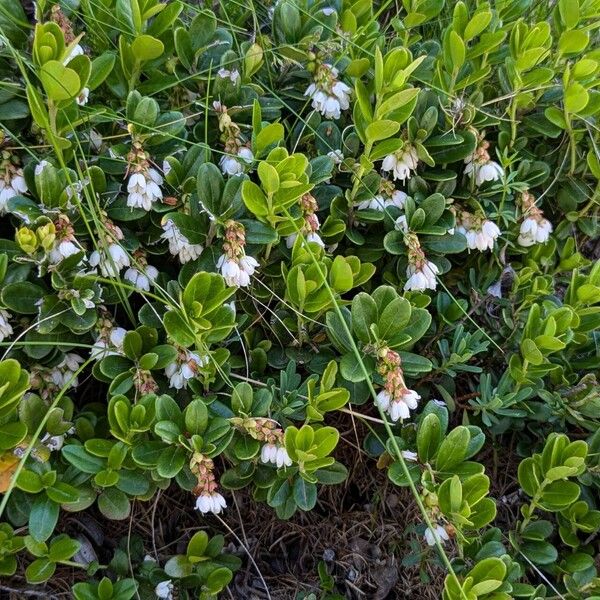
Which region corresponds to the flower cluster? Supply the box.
[464,138,504,186]
[455,210,501,252]
[215,103,254,176]
[375,349,420,422]
[47,215,82,264]
[0,309,13,342]
[190,453,226,515]
[231,415,292,468]
[357,180,407,213]
[217,220,259,287]
[422,490,454,547]
[164,348,207,390]
[286,192,324,248]
[30,353,85,399]
[90,321,127,360]
[403,232,439,292]
[89,221,130,277]
[123,251,158,291]
[304,62,351,120]
[125,141,164,211]
[0,151,27,213]
[160,218,204,264]
[382,144,419,182]
[518,191,553,247]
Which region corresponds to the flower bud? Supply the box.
[37,222,56,251]
[424,492,438,508]
[17,227,38,254]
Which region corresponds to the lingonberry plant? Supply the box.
[0,0,599,598]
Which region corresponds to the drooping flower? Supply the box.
[62,43,84,65]
[48,216,83,264]
[217,253,259,286]
[50,353,85,389]
[286,193,325,248]
[403,232,439,292]
[161,219,203,263]
[88,220,130,277]
[217,67,240,84]
[232,416,293,469]
[164,349,207,390]
[424,524,450,547]
[123,252,159,291]
[456,211,501,252]
[374,349,420,422]
[304,63,351,120]
[126,143,164,212]
[90,325,127,360]
[89,243,130,277]
[0,152,28,213]
[124,265,158,291]
[41,433,66,452]
[0,309,13,342]
[261,442,292,468]
[219,147,254,176]
[519,217,552,246]
[464,138,504,186]
[405,261,439,291]
[382,144,419,182]
[217,220,259,287]
[401,450,418,462]
[215,103,254,176]
[357,189,407,212]
[76,87,89,106]
[195,492,227,515]
[517,191,553,247]
[394,215,408,233]
[376,387,420,421]
[155,580,174,600]
[327,149,344,164]
[191,454,226,515]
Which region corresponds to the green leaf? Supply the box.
[365,120,401,144]
[417,413,442,462]
[98,488,130,520]
[521,541,558,565]
[62,445,104,474]
[184,399,209,435]
[39,61,81,101]
[88,53,116,90]
[1,282,45,314]
[564,83,589,113]
[435,426,470,471]
[206,566,233,593]
[48,536,80,562]
[164,555,193,578]
[351,293,377,344]
[156,446,186,478]
[0,422,27,450]
[25,558,55,584]
[539,480,580,510]
[116,0,142,35]
[257,161,280,194]
[449,31,465,70]
[559,30,588,55]
[29,497,59,542]
[293,478,317,511]
[131,35,164,62]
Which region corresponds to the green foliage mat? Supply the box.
[0,0,599,598]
